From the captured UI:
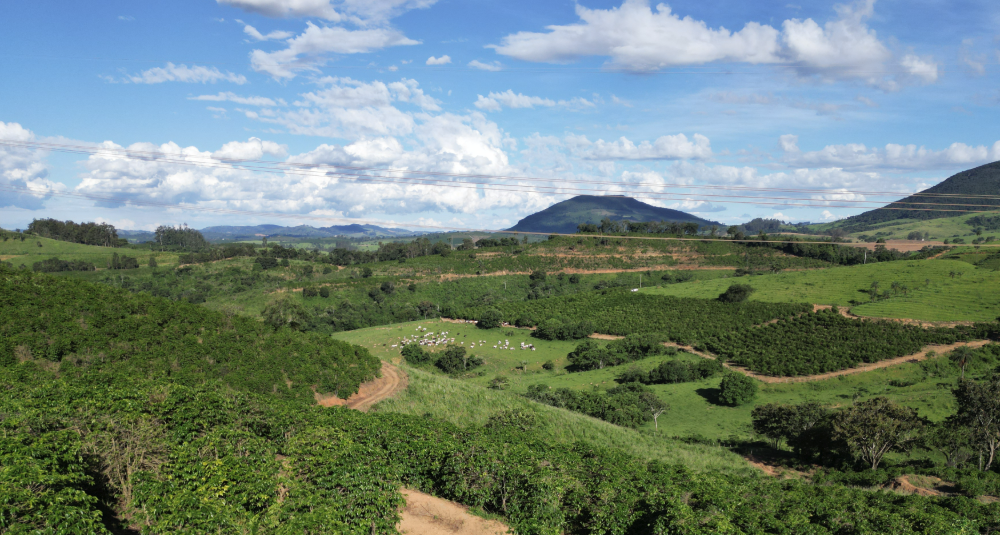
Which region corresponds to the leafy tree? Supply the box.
[542,360,554,371]
[435,345,482,373]
[256,256,278,270]
[477,309,504,329]
[361,267,373,278]
[514,315,538,328]
[718,284,755,303]
[568,274,581,284]
[148,255,157,268]
[280,258,290,267]
[417,301,436,319]
[954,374,1000,471]
[380,281,396,295]
[303,287,318,298]
[401,343,430,364]
[832,397,923,470]
[718,373,757,406]
[319,287,330,298]
[488,375,510,390]
[407,282,417,292]
[950,346,976,380]
[262,296,310,331]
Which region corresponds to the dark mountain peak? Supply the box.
[836,160,1000,232]
[508,195,721,234]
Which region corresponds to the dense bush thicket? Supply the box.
[706,308,998,376]
[178,243,258,264]
[524,382,665,428]
[153,224,210,249]
[32,257,96,272]
[27,218,122,247]
[460,290,811,345]
[534,317,595,340]
[616,357,723,385]
[567,334,672,371]
[0,265,380,401]
[7,372,999,534]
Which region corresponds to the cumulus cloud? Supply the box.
[492,0,780,70]
[125,62,247,84]
[565,133,712,160]
[490,0,936,89]
[218,0,437,25]
[468,60,502,71]
[473,90,596,112]
[426,55,451,65]
[780,136,1000,170]
[250,22,418,79]
[71,112,545,220]
[0,122,63,210]
[243,77,439,137]
[189,92,287,107]
[212,137,288,160]
[242,23,293,41]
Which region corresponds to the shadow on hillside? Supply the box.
[695,387,724,406]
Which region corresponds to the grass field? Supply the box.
[644,258,1000,322]
[336,318,983,442]
[808,210,1000,242]
[373,362,760,477]
[0,235,179,269]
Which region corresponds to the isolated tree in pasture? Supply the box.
[718,373,757,406]
[718,284,755,303]
[954,374,1000,471]
[726,225,739,237]
[832,397,923,470]
[950,346,976,380]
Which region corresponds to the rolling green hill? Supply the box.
[508,195,720,234]
[830,161,1000,233]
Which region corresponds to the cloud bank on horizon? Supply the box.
[0,0,998,230]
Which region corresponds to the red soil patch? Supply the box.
[315,361,408,411]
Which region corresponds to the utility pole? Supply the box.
[864,249,867,264]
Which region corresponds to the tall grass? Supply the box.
[374,362,759,477]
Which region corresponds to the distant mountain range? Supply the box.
[118,223,415,243]
[833,161,1000,232]
[508,195,722,234]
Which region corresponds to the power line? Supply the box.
[6,138,1000,202]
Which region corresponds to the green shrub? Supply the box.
[719,373,758,406]
[718,283,755,303]
[477,309,504,329]
[401,343,430,364]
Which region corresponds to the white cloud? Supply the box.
[491,0,780,70]
[242,23,294,41]
[250,22,419,79]
[820,210,839,221]
[565,133,712,160]
[770,212,789,220]
[778,134,799,153]
[473,90,596,112]
[611,94,632,107]
[0,122,63,210]
[468,60,502,71]
[238,76,439,138]
[212,137,288,160]
[189,92,286,107]
[491,0,936,89]
[118,15,135,21]
[125,62,247,84]
[218,0,437,25]
[780,137,1000,170]
[899,54,938,84]
[426,55,451,65]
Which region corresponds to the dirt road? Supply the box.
[315,361,408,411]
[398,489,510,535]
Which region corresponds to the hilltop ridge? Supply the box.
[508,195,722,234]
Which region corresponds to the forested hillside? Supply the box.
[835,161,1000,232]
[0,265,380,401]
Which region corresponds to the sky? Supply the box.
[1,0,999,232]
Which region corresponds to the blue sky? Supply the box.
[1,0,999,231]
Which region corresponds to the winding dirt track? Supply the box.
[587,333,992,383]
[315,361,408,411]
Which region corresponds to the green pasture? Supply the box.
[373,362,758,477]
[644,258,1000,322]
[336,318,984,441]
[0,235,179,269]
